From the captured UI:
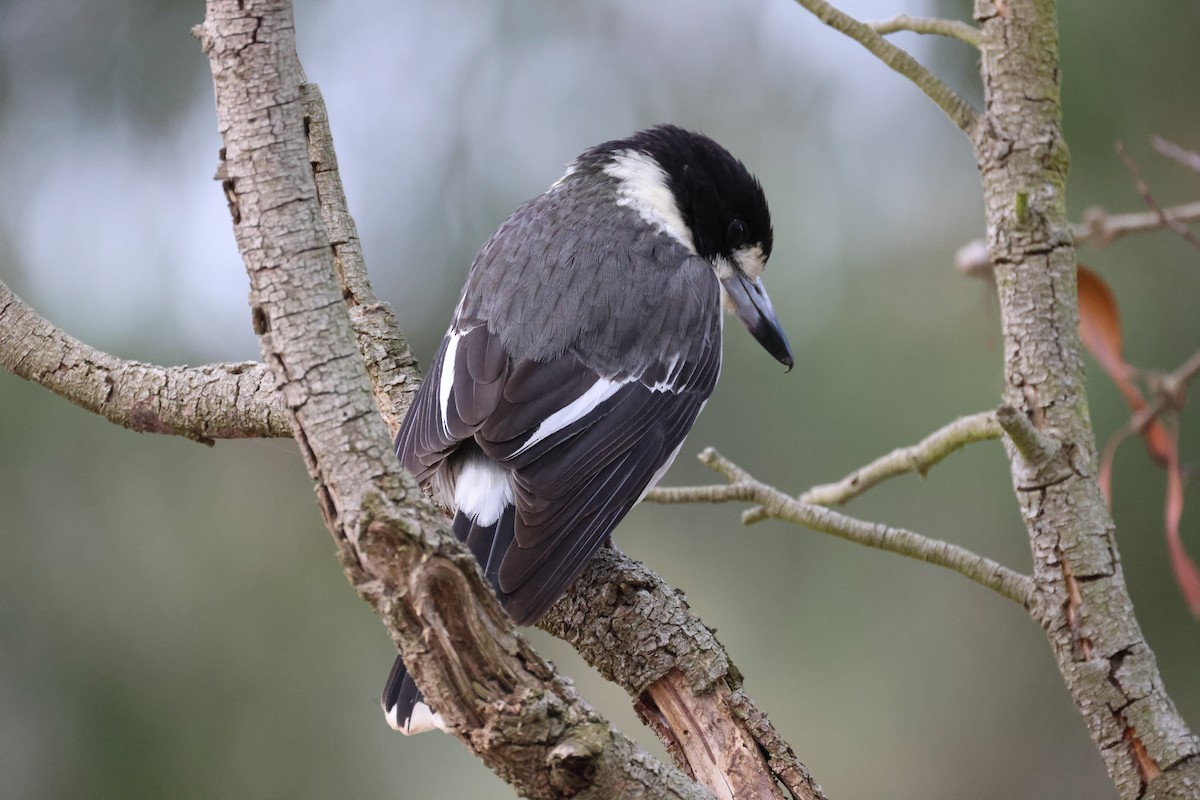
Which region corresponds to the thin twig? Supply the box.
[651,449,1033,607]
[790,0,980,138]
[1116,140,1200,251]
[954,199,1200,276]
[797,410,1000,506]
[1118,346,1200,442]
[867,14,982,48]
[1160,347,1200,400]
[995,404,1060,466]
[1152,135,1200,175]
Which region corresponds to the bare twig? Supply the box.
[1116,140,1200,251]
[1159,347,1200,402]
[867,14,982,48]
[955,199,1200,277]
[1106,346,1200,455]
[795,410,1000,506]
[0,280,288,443]
[1075,201,1200,248]
[650,449,1033,606]
[1152,135,1200,175]
[790,0,980,138]
[995,404,1061,467]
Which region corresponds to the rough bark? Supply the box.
[194,2,713,797]
[542,547,825,800]
[0,280,287,442]
[301,66,818,797]
[973,1,1200,797]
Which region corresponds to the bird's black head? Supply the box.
[620,125,773,267]
[590,125,792,369]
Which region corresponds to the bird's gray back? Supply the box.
[456,173,718,379]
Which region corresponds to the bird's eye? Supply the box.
[727,219,748,248]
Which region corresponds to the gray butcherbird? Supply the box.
[383,125,792,733]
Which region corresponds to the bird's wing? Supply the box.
[393,324,598,486]
[478,287,722,623]
[483,355,719,624]
[395,258,722,625]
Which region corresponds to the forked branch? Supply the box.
[867,14,982,47]
[790,0,980,137]
[798,410,1001,506]
[650,448,1033,606]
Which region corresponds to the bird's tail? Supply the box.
[380,506,515,733]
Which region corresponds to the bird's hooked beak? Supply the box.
[722,270,794,370]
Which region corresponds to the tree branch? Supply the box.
[972,1,1200,795]
[1116,140,1200,250]
[955,199,1200,277]
[300,82,422,435]
[1152,135,1200,175]
[867,14,983,48]
[649,448,1033,606]
[195,3,713,797]
[290,48,819,800]
[795,410,1000,506]
[0,279,288,443]
[539,547,827,800]
[791,0,980,137]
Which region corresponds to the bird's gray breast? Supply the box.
[456,182,719,378]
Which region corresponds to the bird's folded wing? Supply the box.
[478,330,721,623]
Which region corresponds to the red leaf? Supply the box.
[1077,266,1172,467]
[1164,424,1200,618]
[1078,266,1127,381]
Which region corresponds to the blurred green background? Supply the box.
[1,1,1197,798]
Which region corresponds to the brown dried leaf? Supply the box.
[1164,424,1200,618]
[1078,265,1126,380]
[1077,266,1172,466]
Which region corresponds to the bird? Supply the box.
[382,124,793,734]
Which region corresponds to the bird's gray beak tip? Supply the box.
[722,271,793,371]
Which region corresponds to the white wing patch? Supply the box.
[646,353,684,393]
[511,377,631,457]
[605,150,696,253]
[438,330,463,437]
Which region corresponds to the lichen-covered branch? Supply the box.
[0,279,288,443]
[650,448,1033,606]
[796,410,1000,506]
[790,0,980,137]
[867,13,982,47]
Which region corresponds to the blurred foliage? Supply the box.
[0,0,1196,798]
